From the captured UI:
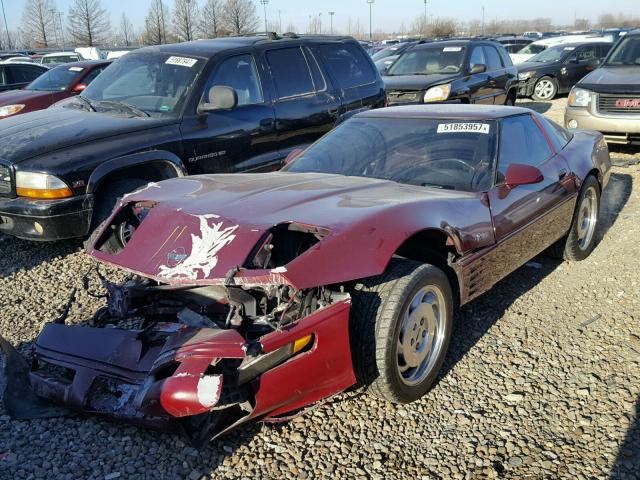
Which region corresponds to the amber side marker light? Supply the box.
[16,172,73,199]
[292,334,314,354]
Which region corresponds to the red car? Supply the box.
[2,105,611,445]
[0,60,110,119]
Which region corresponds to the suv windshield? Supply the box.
[517,43,546,55]
[27,65,84,91]
[42,55,79,65]
[386,45,466,76]
[528,45,574,63]
[605,35,640,65]
[81,51,203,117]
[286,117,497,192]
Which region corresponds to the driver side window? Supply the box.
[497,115,552,182]
[469,46,486,69]
[204,54,263,107]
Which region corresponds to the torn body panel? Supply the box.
[21,275,354,443]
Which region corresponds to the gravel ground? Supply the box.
[1,97,639,480]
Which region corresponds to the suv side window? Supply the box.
[483,45,503,70]
[0,66,5,85]
[7,65,42,84]
[317,43,376,89]
[469,46,486,68]
[82,67,106,86]
[498,115,553,178]
[598,44,612,58]
[266,47,314,99]
[204,54,263,106]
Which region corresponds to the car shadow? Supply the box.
[0,234,82,278]
[516,99,553,114]
[609,397,640,479]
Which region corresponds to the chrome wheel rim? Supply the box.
[397,285,446,386]
[577,186,598,250]
[534,79,555,99]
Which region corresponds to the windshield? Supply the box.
[81,52,203,117]
[285,117,497,192]
[27,65,84,91]
[518,43,546,55]
[387,46,466,76]
[372,47,400,61]
[528,45,573,63]
[605,35,640,65]
[42,55,79,65]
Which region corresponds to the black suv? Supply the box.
[0,62,48,92]
[0,34,384,241]
[383,39,518,106]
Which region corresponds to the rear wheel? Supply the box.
[350,259,454,403]
[532,76,558,101]
[548,175,600,261]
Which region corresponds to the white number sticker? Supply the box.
[443,47,462,52]
[437,123,490,134]
[165,56,198,67]
[68,66,84,72]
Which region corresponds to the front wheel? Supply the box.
[350,259,454,404]
[532,76,558,101]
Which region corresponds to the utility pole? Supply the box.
[367,0,374,41]
[278,10,282,32]
[329,11,335,34]
[260,0,269,32]
[481,6,485,35]
[0,0,11,50]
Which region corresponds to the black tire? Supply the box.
[350,258,454,404]
[532,76,558,101]
[560,175,601,261]
[88,179,148,252]
[504,89,516,106]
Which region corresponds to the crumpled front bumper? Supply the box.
[24,299,355,441]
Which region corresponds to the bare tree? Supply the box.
[574,18,591,31]
[22,0,56,48]
[221,0,259,35]
[598,14,617,29]
[67,0,111,46]
[119,13,135,46]
[201,0,223,38]
[144,0,170,44]
[173,0,199,41]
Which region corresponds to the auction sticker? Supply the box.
[165,56,198,67]
[69,66,84,72]
[437,123,490,134]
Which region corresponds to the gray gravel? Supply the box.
[1,97,639,479]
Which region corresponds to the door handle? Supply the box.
[558,168,568,179]
[259,118,274,130]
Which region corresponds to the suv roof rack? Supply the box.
[242,31,280,40]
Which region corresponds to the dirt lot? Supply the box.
[1,97,639,480]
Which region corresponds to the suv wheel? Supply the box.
[532,76,558,101]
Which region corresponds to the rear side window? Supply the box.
[483,46,503,70]
[498,115,553,175]
[266,47,314,99]
[317,43,377,89]
[536,115,573,151]
[7,66,43,84]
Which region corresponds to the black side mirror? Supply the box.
[469,63,487,74]
[199,85,237,112]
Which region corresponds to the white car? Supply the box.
[510,35,612,64]
[40,52,82,65]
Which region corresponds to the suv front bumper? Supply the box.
[0,194,93,241]
[565,103,640,145]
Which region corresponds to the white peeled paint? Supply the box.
[196,375,222,408]
[158,214,238,280]
[270,266,287,273]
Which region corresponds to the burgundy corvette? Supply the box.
[0,60,109,119]
[1,105,610,444]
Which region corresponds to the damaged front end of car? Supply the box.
[3,186,357,445]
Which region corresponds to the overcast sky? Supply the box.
[2,0,638,34]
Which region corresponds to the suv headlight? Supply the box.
[0,104,25,117]
[424,84,451,102]
[568,88,591,108]
[16,171,73,199]
[518,71,535,81]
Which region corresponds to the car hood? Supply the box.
[578,66,640,93]
[383,73,460,91]
[0,107,177,164]
[90,172,494,290]
[0,89,58,106]
[516,60,559,72]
